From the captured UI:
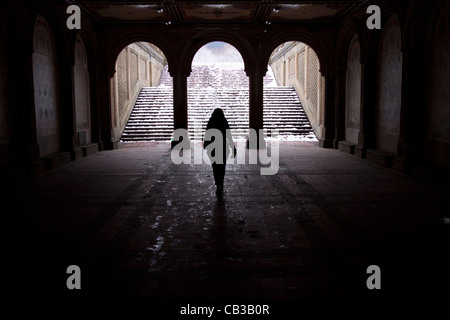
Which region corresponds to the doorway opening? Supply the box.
[115,42,171,142]
[188,41,249,141]
[266,41,319,142]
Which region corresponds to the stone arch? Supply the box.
[74,28,101,144]
[110,40,170,142]
[182,29,255,77]
[345,34,362,144]
[335,18,362,68]
[262,34,328,140]
[426,2,450,169]
[74,36,91,145]
[334,18,364,147]
[107,32,173,78]
[374,14,403,153]
[32,14,62,156]
[380,0,406,43]
[187,41,249,139]
[259,31,331,77]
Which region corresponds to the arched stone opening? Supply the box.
[110,42,170,142]
[187,41,249,141]
[182,29,255,78]
[426,3,450,170]
[267,41,324,141]
[74,36,92,147]
[374,14,403,154]
[32,14,62,157]
[334,20,365,154]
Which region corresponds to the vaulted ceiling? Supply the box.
[72,1,363,24]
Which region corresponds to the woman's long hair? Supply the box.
[206,108,229,131]
[204,108,233,162]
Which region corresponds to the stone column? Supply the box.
[21,43,44,176]
[357,58,377,158]
[126,47,131,102]
[247,68,265,149]
[394,49,410,172]
[69,58,83,160]
[171,68,189,149]
[319,72,335,148]
[356,63,367,157]
[148,56,153,86]
[97,65,117,150]
[334,66,346,148]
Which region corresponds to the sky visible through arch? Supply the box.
[189,41,316,142]
[192,41,244,67]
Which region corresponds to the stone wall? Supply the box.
[375,15,402,154]
[345,34,362,145]
[111,42,167,140]
[32,15,62,156]
[74,36,91,145]
[269,42,325,140]
[428,7,450,170]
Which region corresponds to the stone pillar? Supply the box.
[22,43,44,176]
[319,72,335,148]
[357,58,377,158]
[304,47,309,97]
[247,68,265,149]
[356,63,367,157]
[98,66,118,150]
[126,47,131,102]
[148,56,153,86]
[69,59,83,160]
[394,49,410,172]
[171,68,189,149]
[334,66,346,148]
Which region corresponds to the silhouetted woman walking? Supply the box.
[204,108,235,193]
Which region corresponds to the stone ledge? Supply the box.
[81,143,99,157]
[42,152,71,171]
[71,147,83,161]
[338,141,356,154]
[366,149,395,167]
[355,145,366,158]
[103,139,119,150]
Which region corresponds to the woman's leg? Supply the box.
[212,163,225,187]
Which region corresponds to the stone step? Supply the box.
[128,111,307,116]
[122,64,315,142]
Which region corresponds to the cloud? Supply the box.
[193,42,244,65]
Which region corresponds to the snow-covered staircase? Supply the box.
[121,64,314,142]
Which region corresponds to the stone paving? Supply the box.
[2,141,450,302]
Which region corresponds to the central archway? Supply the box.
[187,41,249,141]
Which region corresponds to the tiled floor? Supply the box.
[3,141,450,303]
